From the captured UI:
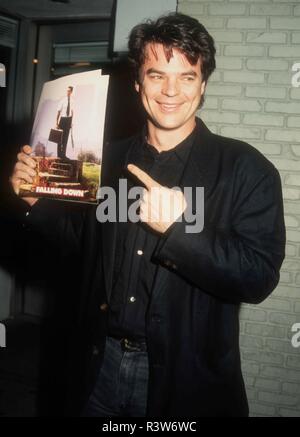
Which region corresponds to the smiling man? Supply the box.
[135,43,206,146]
[10,13,285,417]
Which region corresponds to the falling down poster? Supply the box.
[19,69,109,203]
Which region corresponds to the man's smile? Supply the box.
[156,102,183,112]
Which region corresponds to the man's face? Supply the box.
[135,43,206,133]
[67,88,72,96]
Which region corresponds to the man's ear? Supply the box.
[135,81,140,93]
[201,81,206,96]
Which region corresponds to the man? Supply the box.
[56,86,74,159]
[10,13,285,417]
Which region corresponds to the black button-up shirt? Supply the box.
[107,127,196,340]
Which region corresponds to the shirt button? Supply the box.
[25,211,30,217]
[151,315,161,323]
[137,249,143,256]
[129,296,136,303]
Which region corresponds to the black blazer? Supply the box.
[27,118,286,417]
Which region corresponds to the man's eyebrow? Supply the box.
[145,68,198,77]
[146,68,165,75]
[181,71,198,77]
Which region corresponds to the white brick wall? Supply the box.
[178,0,300,417]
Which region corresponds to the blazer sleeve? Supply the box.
[153,166,286,305]
[23,198,90,257]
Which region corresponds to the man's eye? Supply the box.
[182,76,195,82]
[150,75,163,80]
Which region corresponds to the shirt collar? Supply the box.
[140,124,197,165]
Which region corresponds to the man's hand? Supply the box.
[127,163,187,234]
[10,145,38,207]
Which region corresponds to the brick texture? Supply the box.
[178,0,300,417]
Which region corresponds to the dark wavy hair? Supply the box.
[128,13,216,85]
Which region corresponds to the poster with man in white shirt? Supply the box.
[17,69,109,203]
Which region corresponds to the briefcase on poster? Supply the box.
[48,128,63,144]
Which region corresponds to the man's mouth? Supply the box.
[157,102,183,112]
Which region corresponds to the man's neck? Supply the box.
[146,119,196,153]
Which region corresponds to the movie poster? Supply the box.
[19,69,109,203]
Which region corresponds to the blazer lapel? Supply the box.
[100,136,138,302]
[180,118,215,194]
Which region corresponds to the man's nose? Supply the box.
[161,77,179,96]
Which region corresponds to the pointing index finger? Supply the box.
[127,164,160,189]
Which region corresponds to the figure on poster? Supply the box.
[56,85,74,160]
